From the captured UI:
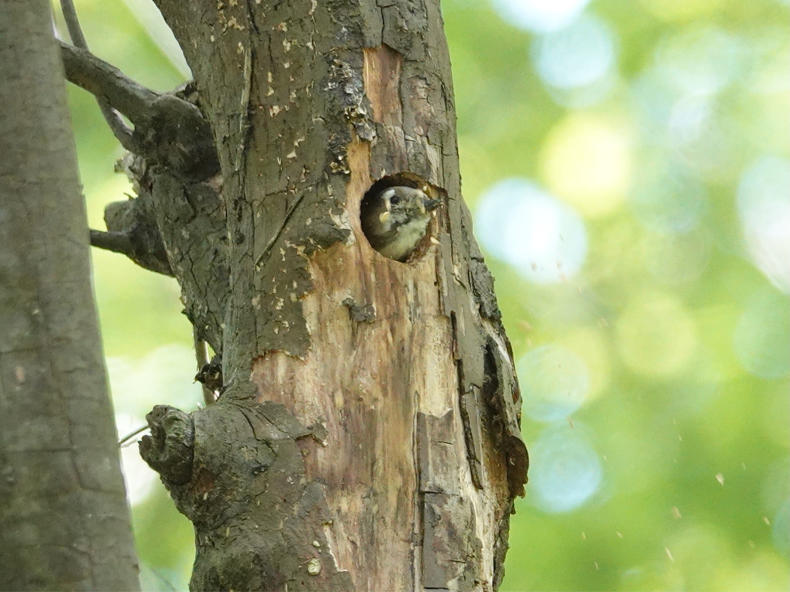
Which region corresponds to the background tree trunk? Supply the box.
[65,0,528,589]
[0,1,140,590]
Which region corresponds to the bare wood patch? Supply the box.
[363,45,403,126]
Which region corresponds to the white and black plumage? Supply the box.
[361,186,440,261]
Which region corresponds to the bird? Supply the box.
[361,186,440,261]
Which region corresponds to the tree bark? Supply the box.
[77,0,527,589]
[0,1,140,590]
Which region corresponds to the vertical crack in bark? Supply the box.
[449,312,484,489]
[412,407,424,591]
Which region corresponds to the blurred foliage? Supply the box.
[60,0,789,590]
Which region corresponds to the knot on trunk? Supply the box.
[139,405,195,485]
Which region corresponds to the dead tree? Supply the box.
[56,0,528,589]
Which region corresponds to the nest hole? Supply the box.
[360,173,437,262]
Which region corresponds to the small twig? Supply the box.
[89,229,135,256]
[59,0,88,46]
[59,41,160,129]
[118,424,150,447]
[59,0,135,148]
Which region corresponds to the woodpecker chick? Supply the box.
[361,186,440,261]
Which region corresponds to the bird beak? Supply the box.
[423,198,440,211]
[379,211,390,222]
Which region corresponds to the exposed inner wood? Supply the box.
[251,138,454,589]
[250,48,506,588]
[363,45,403,126]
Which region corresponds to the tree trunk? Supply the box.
[0,1,140,590]
[75,0,527,589]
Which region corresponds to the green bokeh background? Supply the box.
[58,0,789,589]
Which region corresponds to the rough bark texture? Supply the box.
[0,1,140,590]
[100,0,529,590]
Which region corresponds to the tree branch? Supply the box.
[90,195,174,276]
[89,228,134,256]
[59,0,135,149]
[60,40,219,178]
[59,40,159,127]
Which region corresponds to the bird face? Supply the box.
[376,187,439,230]
[361,186,440,261]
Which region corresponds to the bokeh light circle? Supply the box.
[664,523,733,585]
[733,289,790,379]
[518,344,590,421]
[641,228,711,285]
[491,0,591,33]
[630,162,707,233]
[655,26,743,96]
[545,71,617,109]
[531,15,616,90]
[540,113,632,217]
[615,292,698,376]
[668,94,737,179]
[475,178,588,283]
[560,328,612,400]
[529,425,603,513]
[737,156,790,294]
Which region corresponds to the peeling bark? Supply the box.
[90,0,529,589]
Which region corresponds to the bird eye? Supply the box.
[390,195,400,205]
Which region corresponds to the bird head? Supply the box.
[373,186,440,231]
[361,185,441,261]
